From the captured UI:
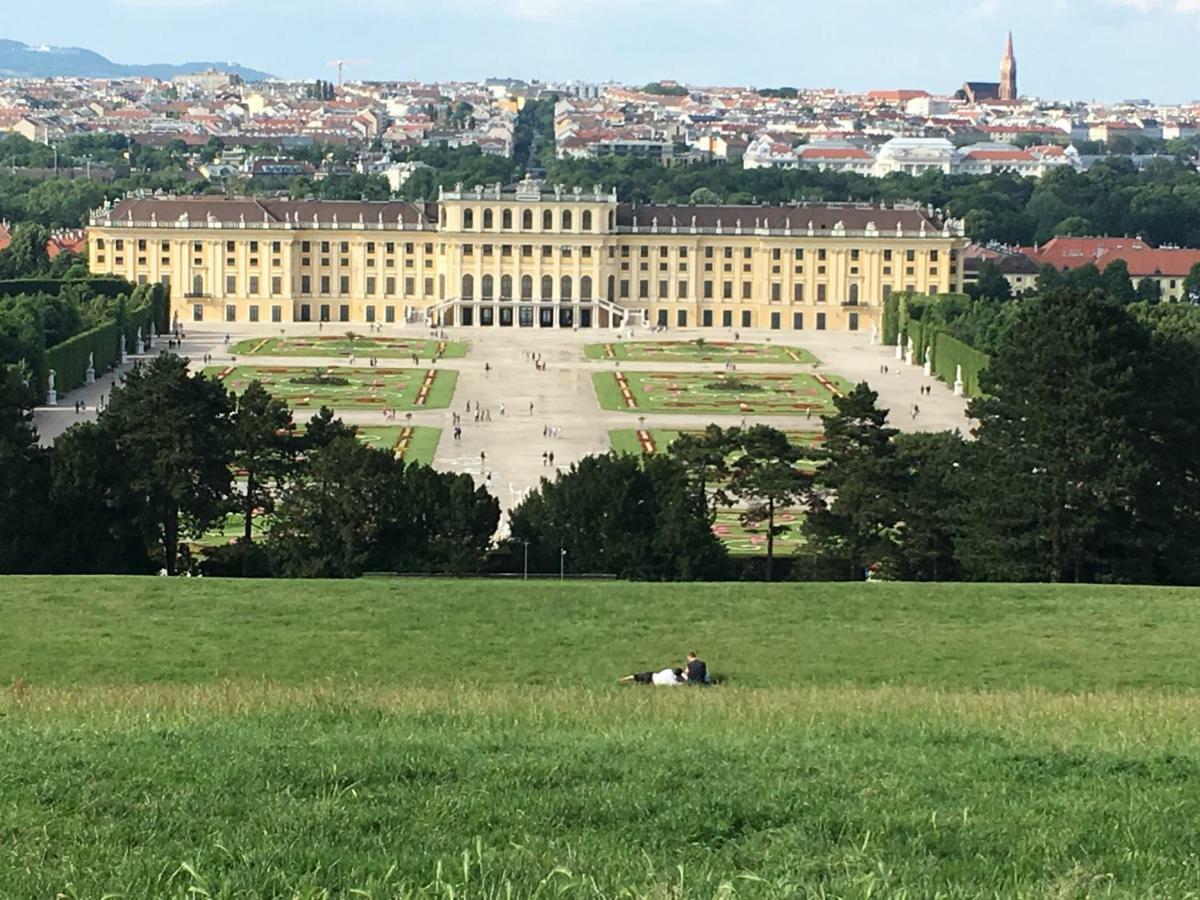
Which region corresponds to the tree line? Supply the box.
[7,284,1198,585]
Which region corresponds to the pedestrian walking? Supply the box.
[548,451,555,467]
[499,402,506,416]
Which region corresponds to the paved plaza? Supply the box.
[33,322,971,519]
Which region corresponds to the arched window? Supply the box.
[541,274,553,300]
[463,209,474,230]
[561,275,573,301]
[562,209,573,231]
[483,209,494,230]
[193,274,204,296]
[522,209,533,230]
[440,208,447,227]
[521,274,533,300]
[502,209,513,230]
[849,283,859,305]
[542,209,553,230]
[461,273,474,299]
[580,275,593,301]
[607,275,615,301]
[500,274,512,300]
[582,210,593,231]
[608,210,615,230]
[481,274,494,300]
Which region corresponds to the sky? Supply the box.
[4,0,1198,103]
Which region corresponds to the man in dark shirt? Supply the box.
[685,651,708,685]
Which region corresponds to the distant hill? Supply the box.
[0,39,272,81]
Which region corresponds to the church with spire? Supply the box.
[957,32,1019,104]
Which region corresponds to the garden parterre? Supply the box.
[584,339,818,365]
[231,335,468,360]
[203,365,457,410]
[594,370,850,415]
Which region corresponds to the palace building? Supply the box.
[87,178,966,332]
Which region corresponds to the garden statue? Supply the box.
[86,352,96,385]
[953,364,965,397]
[46,369,57,406]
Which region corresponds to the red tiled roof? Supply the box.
[1021,237,1200,277]
[962,149,1035,161]
[798,146,872,160]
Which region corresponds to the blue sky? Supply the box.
[6,0,1198,102]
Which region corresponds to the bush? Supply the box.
[290,373,350,387]
[705,378,763,392]
[42,319,120,399]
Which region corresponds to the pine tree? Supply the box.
[803,384,904,580]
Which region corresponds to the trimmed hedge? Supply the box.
[933,332,990,398]
[42,320,120,400]
[882,292,901,345]
[0,277,132,300]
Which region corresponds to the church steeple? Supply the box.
[1000,31,1018,101]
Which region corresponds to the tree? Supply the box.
[1183,262,1200,303]
[0,222,50,278]
[803,384,904,580]
[0,363,53,572]
[671,424,729,514]
[889,431,967,581]
[99,354,236,574]
[1136,277,1163,304]
[1101,259,1137,305]
[302,405,358,450]
[231,381,297,545]
[719,426,808,582]
[508,452,727,581]
[971,259,1013,302]
[960,291,1198,583]
[270,436,498,578]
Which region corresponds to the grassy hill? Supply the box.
[3,577,1200,896]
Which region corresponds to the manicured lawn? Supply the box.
[713,508,805,555]
[204,365,457,410]
[584,339,818,364]
[231,335,468,359]
[6,578,1200,896]
[355,425,442,465]
[594,370,850,415]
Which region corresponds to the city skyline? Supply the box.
[4,0,1200,103]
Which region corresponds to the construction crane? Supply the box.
[327,59,371,88]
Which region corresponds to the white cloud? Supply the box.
[1105,0,1200,16]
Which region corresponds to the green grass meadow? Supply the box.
[4,578,1200,897]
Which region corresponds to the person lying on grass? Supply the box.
[620,667,685,686]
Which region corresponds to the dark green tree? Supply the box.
[508,452,727,581]
[0,363,54,572]
[889,431,968,581]
[720,426,808,582]
[803,384,904,580]
[1183,262,1200,303]
[99,353,236,574]
[971,259,1013,302]
[960,291,1198,583]
[1136,277,1163,304]
[231,381,297,544]
[1101,259,1137,305]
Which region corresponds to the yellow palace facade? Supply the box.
[87,178,966,332]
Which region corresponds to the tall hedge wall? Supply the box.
[932,333,990,398]
[42,320,120,400]
[0,277,132,300]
